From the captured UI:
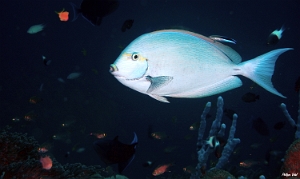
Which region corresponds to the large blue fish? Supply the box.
[110,29,292,103]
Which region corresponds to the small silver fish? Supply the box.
[267,26,285,45]
[67,72,81,79]
[57,78,65,83]
[27,24,45,34]
[209,35,237,44]
[110,29,292,103]
[42,56,51,66]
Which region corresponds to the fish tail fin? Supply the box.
[280,24,286,32]
[239,48,293,98]
[69,2,80,22]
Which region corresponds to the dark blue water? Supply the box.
[1,0,299,178]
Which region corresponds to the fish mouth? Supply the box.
[109,64,125,79]
[109,63,148,80]
[109,64,118,73]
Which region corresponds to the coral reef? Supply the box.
[280,92,300,139]
[203,168,236,179]
[0,126,126,179]
[280,92,300,178]
[190,96,240,178]
[280,139,300,179]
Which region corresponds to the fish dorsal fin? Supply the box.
[152,29,242,64]
[131,132,138,146]
[212,42,242,64]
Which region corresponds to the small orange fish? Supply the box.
[40,156,53,170]
[38,147,49,153]
[151,132,168,140]
[29,96,42,104]
[152,163,172,176]
[239,160,261,168]
[55,8,69,21]
[90,132,106,139]
[24,112,37,121]
[189,121,200,130]
[183,165,196,174]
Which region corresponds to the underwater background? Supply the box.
[1,0,300,178]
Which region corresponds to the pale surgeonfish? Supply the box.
[110,29,293,103]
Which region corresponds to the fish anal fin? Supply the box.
[146,76,173,93]
[149,94,169,103]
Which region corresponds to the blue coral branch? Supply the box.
[280,92,300,139]
[191,96,240,178]
[215,114,240,169]
[196,102,211,150]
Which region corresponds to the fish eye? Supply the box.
[131,53,139,61]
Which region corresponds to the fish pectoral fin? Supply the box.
[118,154,135,173]
[146,76,173,93]
[149,94,169,103]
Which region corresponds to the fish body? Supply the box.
[152,163,172,176]
[110,30,292,103]
[38,147,49,153]
[224,108,236,120]
[70,0,119,26]
[24,111,37,121]
[239,159,261,168]
[40,156,53,170]
[242,92,259,103]
[151,132,168,140]
[67,72,81,79]
[273,121,286,130]
[57,78,65,83]
[267,26,285,45]
[189,121,200,130]
[121,19,134,32]
[183,165,196,174]
[27,24,45,34]
[252,117,270,136]
[56,8,69,21]
[42,56,51,66]
[142,160,154,168]
[90,132,106,139]
[29,96,43,104]
[206,136,220,148]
